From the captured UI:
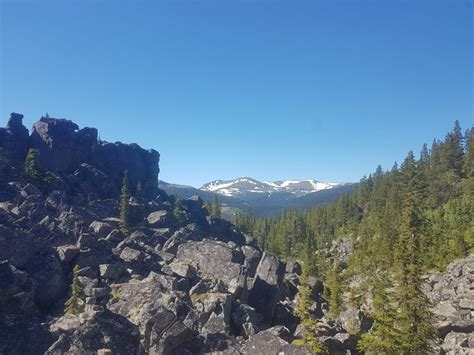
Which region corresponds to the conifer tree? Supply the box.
[358,269,399,353]
[203,200,212,215]
[136,181,144,204]
[25,148,41,179]
[65,264,83,315]
[293,261,327,354]
[119,170,131,234]
[324,263,343,319]
[173,198,186,223]
[211,194,222,218]
[394,151,436,353]
[464,128,474,177]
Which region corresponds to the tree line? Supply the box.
[235,121,473,353]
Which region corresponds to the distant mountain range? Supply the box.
[160,177,356,217]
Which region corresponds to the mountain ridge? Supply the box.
[200,176,347,198]
[160,177,356,217]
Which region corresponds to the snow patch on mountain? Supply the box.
[200,177,345,198]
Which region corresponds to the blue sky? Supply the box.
[1,0,472,187]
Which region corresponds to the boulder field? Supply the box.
[0,114,472,354]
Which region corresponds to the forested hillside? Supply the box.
[236,121,473,352]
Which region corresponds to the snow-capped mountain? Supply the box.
[160,177,355,217]
[200,177,345,199]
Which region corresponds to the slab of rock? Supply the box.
[119,247,144,263]
[107,273,194,353]
[99,263,125,281]
[248,251,285,322]
[89,221,113,238]
[169,260,197,279]
[441,331,474,354]
[242,245,261,278]
[45,310,140,355]
[56,245,80,264]
[177,239,247,296]
[147,210,169,227]
[237,327,306,354]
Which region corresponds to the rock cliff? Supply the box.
[1,113,159,199]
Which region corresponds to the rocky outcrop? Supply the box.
[0,173,315,354]
[1,114,160,199]
[424,255,474,354]
[46,310,141,355]
[29,117,98,174]
[2,113,471,355]
[0,113,29,166]
[248,251,285,322]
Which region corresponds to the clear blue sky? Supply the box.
[1,0,472,187]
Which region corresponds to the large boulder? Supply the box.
[424,255,474,345]
[235,327,310,354]
[208,217,247,245]
[0,113,30,165]
[146,210,169,227]
[107,272,194,353]
[248,251,285,322]
[22,251,67,308]
[176,239,247,296]
[0,225,41,268]
[29,117,98,174]
[0,314,55,355]
[142,309,194,354]
[45,310,141,355]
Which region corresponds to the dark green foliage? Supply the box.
[235,121,473,269]
[25,148,41,179]
[24,148,60,192]
[120,170,131,234]
[358,269,399,353]
[129,181,146,225]
[393,152,436,353]
[324,263,343,319]
[293,261,327,354]
[235,121,472,352]
[210,194,222,218]
[65,264,83,315]
[173,198,186,224]
[0,148,9,184]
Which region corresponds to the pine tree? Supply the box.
[211,194,222,218]
[119,170,131,234]
[394,151,436,353]
[25,148,41,179]
[136,181,144,203]
[65,264,83,315]
[324,263,343,319]
[464,128,474,177]
[173,198,186,223]
[293,261,327,354]
[358,269,399,353]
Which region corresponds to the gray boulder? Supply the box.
[99,263,125,281]
[56,245,80,264]
[248,251,285,322]
[147,210,169,227]
[89,221,114,238]
[45,310,141,355]
[176,239,247,296]
[0,113,29,165]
